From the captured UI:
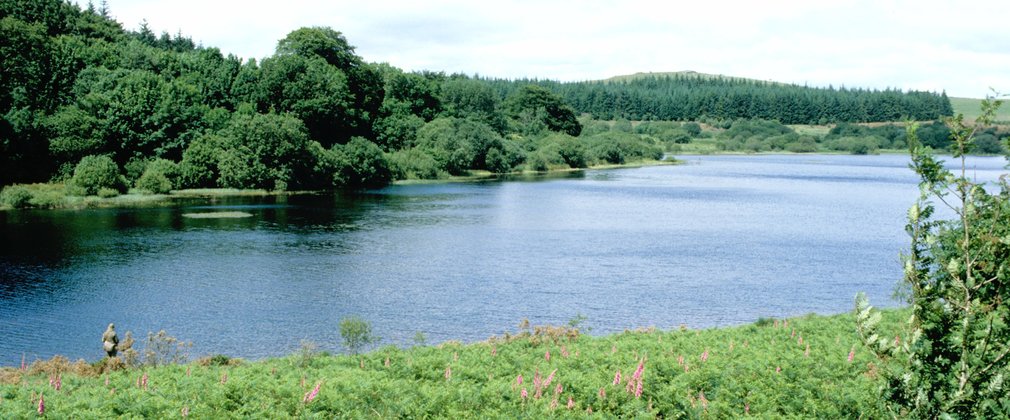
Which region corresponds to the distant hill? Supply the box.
[602,70,782,85]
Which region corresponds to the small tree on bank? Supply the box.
[856,96,1010,418]
[339,316,378,355]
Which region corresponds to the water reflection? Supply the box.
[0,154,1005,365]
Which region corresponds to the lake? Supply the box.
[1,154,1006,365]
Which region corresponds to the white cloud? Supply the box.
[81,0,1010,97]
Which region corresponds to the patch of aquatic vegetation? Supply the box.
[181,211,253,219]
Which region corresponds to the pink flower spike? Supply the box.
[677,355,684,365]
[700,349,709,363]
[775,366,781,373]
[545,350,551,362]
[567,396,575,409]
[543,369,557,388]
[598,387,606,399]
[521,388,528,400]
[516,374,523,387]
[848,347,856,363]
[444,365,452,381]
[38,393,44,415]
[613,369,621,385]
[635,381,643,398]
[745,403,750,414]
[554,383,563,395]
[303,381,321,403]
[798,335,803,345]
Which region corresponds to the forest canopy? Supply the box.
[0,0,960,195]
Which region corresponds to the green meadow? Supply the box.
[950,96,1010,122]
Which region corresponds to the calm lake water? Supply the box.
[1,154,1006,365]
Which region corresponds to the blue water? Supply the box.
[0,154,1005,365]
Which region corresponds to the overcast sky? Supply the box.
[80,0,1010,98]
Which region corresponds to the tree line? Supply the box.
[0,0,959,198]
[482,74,954,124]
[2,0,609,195]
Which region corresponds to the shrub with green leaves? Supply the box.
[70,155,125,196]
[387,148,443,180]
[339,316,378,355]
[135,159,179,194]
[96,187,119,198]
[331,137,392,190]
[856,97,1010,418]
[0,185,33,208]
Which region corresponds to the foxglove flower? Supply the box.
[303,382,321,403]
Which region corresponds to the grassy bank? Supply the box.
[0,309,904,417]
[0,184,315,212]
[0,159,677,211]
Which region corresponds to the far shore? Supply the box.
[0,158,678,211]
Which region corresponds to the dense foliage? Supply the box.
[0,0,601,193]
[1,0,971,199]
[483,72,954,124]
[856,98,1010,417]
[0,311,903,417]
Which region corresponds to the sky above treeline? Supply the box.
[77,0,1009,98]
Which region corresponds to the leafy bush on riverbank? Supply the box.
[0,310,903,417]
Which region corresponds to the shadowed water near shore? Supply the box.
[1,154,1005,365]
